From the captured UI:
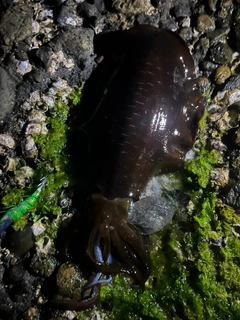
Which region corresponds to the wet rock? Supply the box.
[10,283,36,314]
[179,27,193,43]
[55,262,85,298]
[198,77,211,92]
[0,67,16,120]
[173,3,191,18]
[49,27,96,81]
[2,226,35,257]
[57,1,82,27]
[196,14,215,33]
[225,181,240,209]
[8,264,31,283]
[194,37,210,64]
[30,46,53,69]
[159,17,178,31]
[224,74,240,91]
[209,42,233,64]
[30,253,58,277]
[15,42,30,61]
[0,3,32,46]
[77,2,100,21]
[0,284,13,318]
[215,66,231,84]
[201,60,218,71]
[206,27,230,45]
[111,0,153,15]
[135,12,160,26]
[90,0,105,13]
[51,27,94,58]
[128,175,184,235]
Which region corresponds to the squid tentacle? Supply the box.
[118,222,149,271]
[50,285,100,311]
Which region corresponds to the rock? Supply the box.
[196,14,215,33]
[111,0,153,15]
[55,262,85,298]
[224,74,240,91]
[0,67,16,120]
[194,37,210,64]
[52,27,94,58]
[30,253,58,277]
[215,66,231,84]
[179,27,193,43]
[209,42,233,64]
[0,3,32,46]
[173,3,191,18]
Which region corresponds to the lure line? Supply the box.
[0,177,48,235]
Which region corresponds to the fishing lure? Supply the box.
[0,177,48,235]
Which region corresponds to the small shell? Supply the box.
[30,91,41,103]
[41,123,48,135]
[0,134,15,149]
[41,94,55,108]
[21,136,38,158]
[25,123,42,135]
[5,157,17,172]
[14,166,34,187]
[17,60,32,75]
[28,110,46,122]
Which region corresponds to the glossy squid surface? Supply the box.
[53,24,205,310]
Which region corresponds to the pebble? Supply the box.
[30,253,58,277]
[209,42,233,64]
[55,262,85,297]
[215,66,231,84]
[196,14,215,33]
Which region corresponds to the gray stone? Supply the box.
[0,3,32,46]
[209,42,233,64]
[0,67,16,120]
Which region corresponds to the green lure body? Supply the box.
[0,177,48,234]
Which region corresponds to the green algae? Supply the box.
[97,108,240,320]
[0,86,84,235]
[2,83,240,319]
[185,149,222,188]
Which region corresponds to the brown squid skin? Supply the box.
[54,24,205,310]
